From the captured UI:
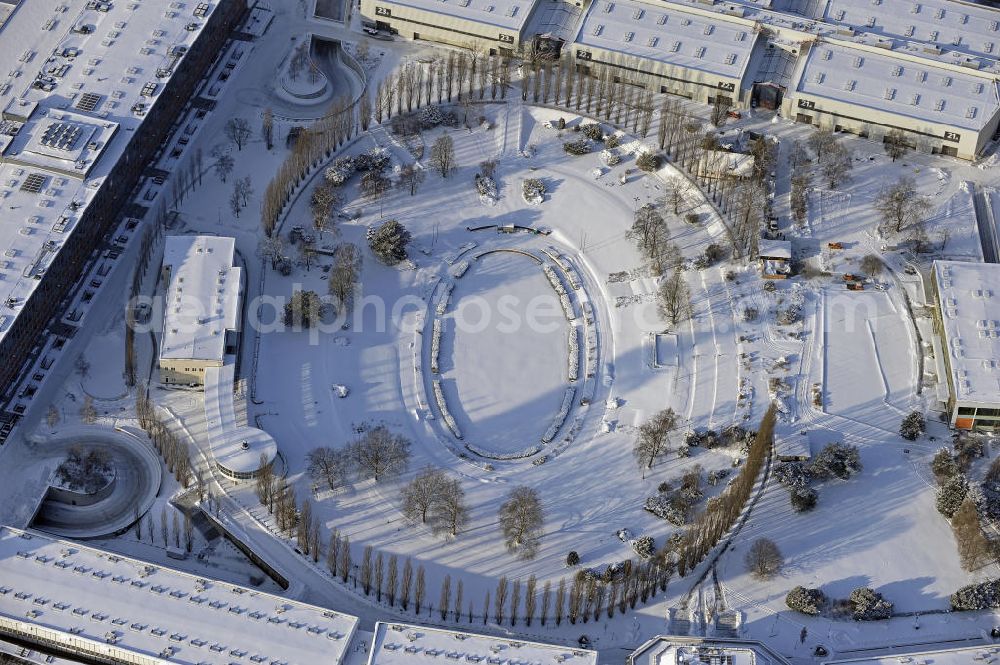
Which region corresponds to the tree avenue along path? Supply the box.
[437,250,569,457]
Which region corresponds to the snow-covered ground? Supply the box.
[9,2,1000,662]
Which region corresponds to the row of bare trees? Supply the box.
[674,406,775,576]
[259,95,359,239]
[136,390,196,489]
[372,51,512,125]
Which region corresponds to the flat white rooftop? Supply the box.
[573,0,756,80]
[794,41,1000,132]
[373,0,539,33]
[160,236,241,364]
[933,260,1000,405]
[821,0,1000,64]
[825,644,1000,665]
[368,622,597,665]
[629,637,789,665]
[0,0,218,348]
[0,526,359,665]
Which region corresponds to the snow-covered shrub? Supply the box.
[899,410,925,441]
[475,174,498,204]
[324,156,355,186]
[809,443,862,480]
[777,303,802,325]
[636,152,660,172]
[600,149,621,166]
[762,280,777,292]
[522,178,546,204]
[580,123,604,141]
[563,139,591,156]
[849,587,893,621]
[707,468,730,486]
[430,319,442,374]
[704,243,726,265]
[433,380,461,439]
[367,219,412,265]
[419,105,444,128]
[630,536,655,559]
[790,486,818,512]
[774,461,811,488]
[542,387,576,443]
[936,474,968,518]
[685,212,700,225]
[465,442,540,460]
[605,133,621,149]
[643,493,689,526]
[954,433,984,471]
[566,551,580,566]
[931,448,959,484]
[435,283,453,316]
[720,425,755,450]
[354,146,390,173]
[951,579,1000,611]
[685,428,719,448]
[786,586,826,615]
[567,327,580,382]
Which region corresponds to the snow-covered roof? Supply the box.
[759,239,791,259]
[794,40,1000,132]
[368,622,597,665]
[160,236,241,364]
[821,0,1000,65]
[0,526,359,665]
[629,637,789,665]
[374,0,539,32]
[573,0,756,80]
[933,260,1000,405]
[0,0,218,349]
[824,644,1000,665]
[204,359,276,476]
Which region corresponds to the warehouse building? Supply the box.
[784,39,1000,159]
[359,0,541,53]
[570,0,758,105]
[0,0,248,412]
[0,526,359,665]
[367,622,597,665]
[931,260,1000,431]
[159,236,242,387]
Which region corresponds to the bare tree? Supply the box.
[401,558,413,610]
[386,554,398,606]
[439,574,451,620]
[415,565,426,614]
[498,486,544,559]
[821,142,853,188]
[434,477,469,537]
[225,118,252,151]
[360,170,391,218]
[524,575,537,626]
[183,512,194,552]
[398,164,426,196]
[662,177,686,215]
[81,395,97,423]
[229,181,244,219]
[349,424,411,483]
[361,545,373,595]
[874,176,931,236]
[657,269,691,327]
[860,254,883,279]
[633,408,678,475]
[310,181,340,239]
[883,129,910,162]
[807,126,837,161]
[214,153,234,183]
[401,467,447,524]
[745,538,783,579]
[328,243,362,315]
[494,576,508,624]
[261,108,274,150]
[430,134,455,178]
[306,447,350,492]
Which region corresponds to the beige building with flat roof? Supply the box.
[158,235,242,386]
